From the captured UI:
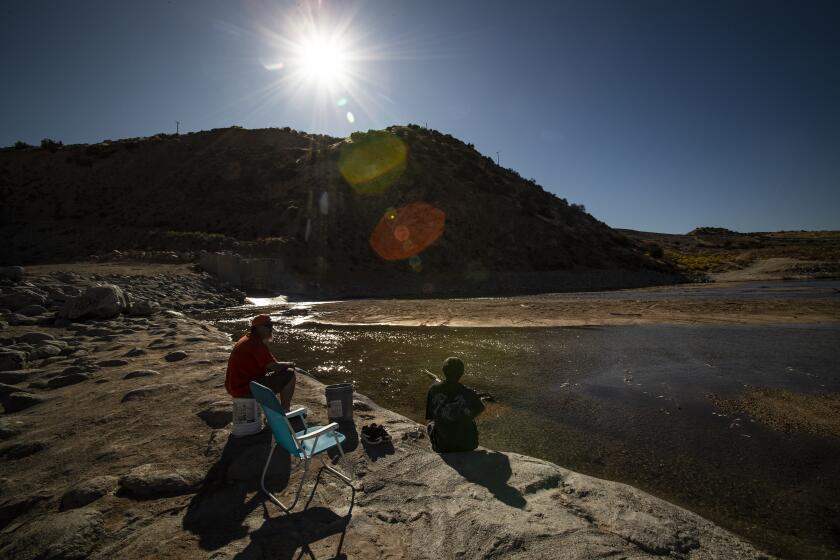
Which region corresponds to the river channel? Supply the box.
[201,281,840,559]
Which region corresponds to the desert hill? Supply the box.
[619,227,840,280]
[1,126,672,295]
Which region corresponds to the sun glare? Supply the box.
[299,36,347,85]
[250,3,400,129]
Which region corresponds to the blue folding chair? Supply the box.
[250,381,355,514]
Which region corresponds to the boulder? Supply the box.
[0,507,104,560]
[0,288,46,311]
[60,476,119,510]
[17,304,49,317]
[16,332,54,345]
[59,285,127,320]
[1,392,45,413]
[0,266,24,283]
[121,384,176,402]
[118,463,202,498]
[123,369,160,380]
[0,350,26,372]
[164,350,188,362]
[197,401,232,428]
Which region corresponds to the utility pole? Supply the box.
[176,121,180,135]
[496,151,500,166]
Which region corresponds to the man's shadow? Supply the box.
[440,450,526,508]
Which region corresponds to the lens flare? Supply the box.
[346,111,355,123]
[338,131,407,195]
[369,202,446,261]
[409,255,422,272]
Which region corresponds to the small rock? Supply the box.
[119,463,202,498]
[0,266,24,283]
[17,304,49,317]
[123,347,146,358]
[60,476,119,510]
[8,314,38,326]
[121,384,175,402]
[97,359,129,367]
[53,317,72,328]
[123,369,160,380]
[0,350,27,372]
[1,392,45,413]
[197,401,232,428]
[127,299,158,316]
[0,507,104,560]
[47,372,92,389]
[164,351,188,362]
[0,419,26,440]
[0,382,26,397]
[30,343,62,359]
[0,369,38,384]
[16,332,55,345]
[0,440,46,459]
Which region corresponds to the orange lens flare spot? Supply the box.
[394,225,410,242]
[369,202,445,261]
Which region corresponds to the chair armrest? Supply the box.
[286,407,307,419]
[296,422,339,440]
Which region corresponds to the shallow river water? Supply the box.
[203,282,840,559]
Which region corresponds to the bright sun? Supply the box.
[298,35,347,87]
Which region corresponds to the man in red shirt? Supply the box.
[225,314,296,410]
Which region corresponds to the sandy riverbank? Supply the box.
[304,282,840,328]
[0,263,776,558]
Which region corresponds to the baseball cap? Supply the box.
[251,314,273,327]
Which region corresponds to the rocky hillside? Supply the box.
[0,126,672,289]
[619,227,840,278]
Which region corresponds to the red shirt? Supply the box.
[225,333,277,397]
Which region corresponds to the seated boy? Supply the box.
[425,357,485,452]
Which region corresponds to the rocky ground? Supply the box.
[0,263,776,559]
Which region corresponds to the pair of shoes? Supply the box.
[401,427,426,442]
[361,423,391,445]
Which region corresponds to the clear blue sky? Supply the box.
[2,0,838,234]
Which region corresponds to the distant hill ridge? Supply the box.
[1,125,676,293]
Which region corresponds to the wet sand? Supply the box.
[708,389,840,438]
[305,281,840,328]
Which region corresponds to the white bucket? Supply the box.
[231,398,262,437]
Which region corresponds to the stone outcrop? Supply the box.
[59,284,127,321]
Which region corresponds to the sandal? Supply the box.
[361,423,391,445]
